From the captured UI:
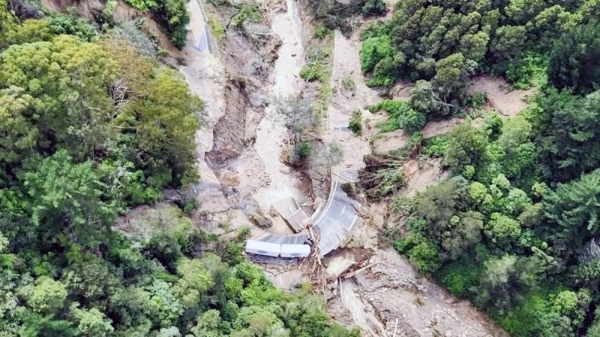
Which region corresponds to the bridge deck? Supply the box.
[246,172,360,258]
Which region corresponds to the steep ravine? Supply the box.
[181,0,509,336]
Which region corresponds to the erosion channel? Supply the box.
[180,0,512,335]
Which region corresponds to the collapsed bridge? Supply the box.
[245,171,361,259]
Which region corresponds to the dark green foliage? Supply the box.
[360,0,588,113]
[436,256,482,298]
[348,110,362,135]
[47,10,98,41]
[474,255,541,312]
[533,89,600,182]
[411,177,485,261]
[548,22,600,96]
[469,92,488,109]
[308,0,386,36]
[296,141,312,158]
[360,35,392,73]
[587,312,600,337]
[144,233,183,272]
[123,0,189,48]
[445,123,489,175]
[360,20,390,41]
[395,232,442,273]
[0,10,359,337]
[23,151,118,247]
[544,169,600,247]
[498,289,591,337]
[314,25,330,39]
[373,5,600,333]
[423,136,449,158]
[384,88,600,334]
[154,0,189,48]
[361,0,385,16]
[506,51,548,89]
[369,100,426,133]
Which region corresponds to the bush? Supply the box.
[469,92,487,109]
[144,234,182,272]
[423,136,449,157]
[47,11,98,41]
[208,15,225,41]
[348,110,362,135]
[369,100,426,133]
[547,22,600,95]
[300,46,332,82]
[182,199,197,214]
[360,35,392,73]
[111,21,157,56]
[395,233,442,273]
[360,21,390,41]
[124,0,156,11]
[361,0,386,16]
[436,257,482,297]
[506,52,548,90]
[296,142,311,158]
[314,25,329,39]
[153,0,190,48]
[231,3,262,28]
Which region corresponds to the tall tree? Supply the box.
[548,22,600,95]
[544,169,600,247]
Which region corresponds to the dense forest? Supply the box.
[0,2,361,336]
[361,0,600,336]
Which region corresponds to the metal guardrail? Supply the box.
[196,0,208,22]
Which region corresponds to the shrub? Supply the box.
[361,0,386,16]
[369,100,426,133]
[182,199,197,214]
[436,257,482,297]
[153,0,190,48]
[348,110,362,135]
[360,35,392,73]
[314,25,329,39]
[103,0,118,21]
[144,233,183,272]
[423,136,449,158]
[300,46,332,82]
[111,21,157,56]
[47,11,98,41]
[395,233,442,273]
[469,92,487,109]
[124,0,156,11]
[296,142,311,158]
[208,15,225,41]
[360,21,390,41]
[506,52,548,90]
[231,3,262,28]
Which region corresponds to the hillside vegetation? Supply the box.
[361,0,598,121]
[372,1,600,336]
[0,3,360,336]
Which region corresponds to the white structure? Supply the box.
[245,240,281,257]
[280,244,311,258]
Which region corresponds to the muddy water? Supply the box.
[252,0,308,213]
